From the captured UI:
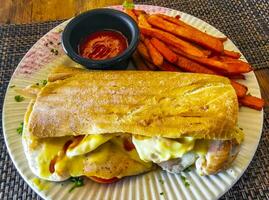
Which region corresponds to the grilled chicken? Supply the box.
[158,139,239,175]
[196,140,239,175]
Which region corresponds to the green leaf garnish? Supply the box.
[184,181,190,187]
[122,1,134,9]
[160,192,164,195]
[17,122,24,135]
[180,175,190,187]
[10,85,15,88]
[159,179,164,184]
[14,95,25,102]
[183,166,192,172]
[69,177,84,192]
[42,80,48,86]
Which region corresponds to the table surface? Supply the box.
[0,0,126,24]
[0,0,268,200]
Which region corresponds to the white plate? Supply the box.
[2,5,263,200]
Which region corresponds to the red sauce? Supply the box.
[79,30,128,60]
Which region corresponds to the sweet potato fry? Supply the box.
[138,14,151,28]
[175,15,180,19]
[176,54,216,74]
[132,50,150,70]
[201,50,212,57]
[158,61,182,72]
[170,46,252,74]
[227,74,246,80]
[156,14,187,27]
[123,9,138,23]
[230,80,248,98]
[140,34,145,42]
[144,38,164,66]
[150,15,224,53]
[218,56,252,74]
[150,37,178,63]
[218,56,242,62]
[144,60,158,70]
[140,26,205,57]
[239,95,265,111]
[157,14,227,43]
[133,9,147,16]
[169,45,228,73]
[137,41,151,61]
[217,37,228,42]
[223,50,241,59]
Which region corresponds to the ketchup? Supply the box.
[78,30,128,60]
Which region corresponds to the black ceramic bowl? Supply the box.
[62,8,139,70]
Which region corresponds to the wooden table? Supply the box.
[0,0,127,24]
[0,0,268,108]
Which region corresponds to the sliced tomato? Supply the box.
[89,176,119,184]
[63,140,73,153]
[123,138,135,151]
[68,135,84,149]
[49,155,58,173]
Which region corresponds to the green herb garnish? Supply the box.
[17,122,24,135]
[69,177,84,192]
[183,166,192,172]
[42,80,48,86]
[160,192,164,195]
[122,1,134,9]
[10,85,15,88]
[14,95,25,102]
[180,175,190,187]
[36,83,40,86]
[159,179,164,184]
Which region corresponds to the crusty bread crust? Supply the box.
[28,66,238,140]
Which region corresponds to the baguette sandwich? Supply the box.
[22,66,244,183]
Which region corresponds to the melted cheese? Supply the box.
[55,155,85,177]
[31,134,113,180]
[31,178,50,191]
[110,137,152,168]
[36,137,70,178]
[132,136,195,163]
[66,134,113,157]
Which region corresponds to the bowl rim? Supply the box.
[61,8,139,68]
